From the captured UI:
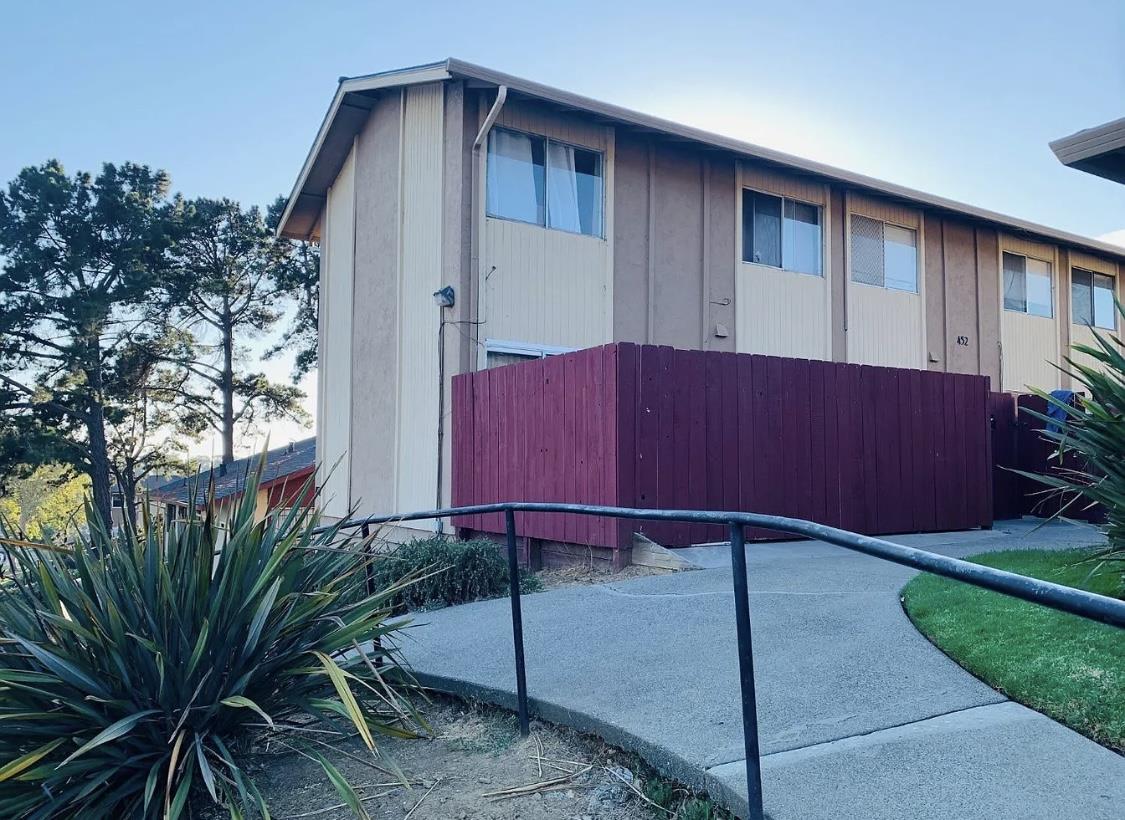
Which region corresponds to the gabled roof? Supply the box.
[150,437,316,508]
[1051,118,1125,185]
[279,58,1125,263]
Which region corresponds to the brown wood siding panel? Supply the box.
[924,213,946,370]
[652,145,706,349]
[829,188,847,361]
[942,219,981,375]
[849,192,921,229]
[742,161,828,205]
[707,158,738,352]
[975,228,1001,387]
[612,134,651,344]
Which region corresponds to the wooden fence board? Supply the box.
[451,343,993,553]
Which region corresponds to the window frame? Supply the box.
[1071,267,1117,330]
[485,125,606,239]
[1002,250,1054,318]
[740,187,825,277]
[848,213,920,294]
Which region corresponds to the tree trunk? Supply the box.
[221,300,235,465]
[86,402,113,531]
[83,334,113,530]
[121,469,139,532]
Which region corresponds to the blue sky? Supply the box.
[3,0,1123,448]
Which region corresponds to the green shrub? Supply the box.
[677,797,716,820]
[1027,303,1125,584]
[0,471,423,818]
[641,775,675,808]
[368,536,541,612]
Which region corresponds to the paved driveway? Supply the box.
[401,519,1124,819]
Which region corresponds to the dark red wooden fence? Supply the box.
[452,344,994,554]
[989,392,1022,520]
[1007,393,1104,523]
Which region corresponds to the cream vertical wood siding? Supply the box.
[737,265,830,359]
[319,143,356,518]
[1069,323,1112,374]
[1002,311,1060,391]
[394,84,444,523]
[999,235,1060,392]
[483,219,613,350]
[480,100,613,358]
[845,195,925,368]
[847,285,925,367]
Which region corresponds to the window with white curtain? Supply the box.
[1003,252,1052,318]
[1071,268,1116,329]
[741,190,822,275]
[849,214,918,292]
[486,127,603,237]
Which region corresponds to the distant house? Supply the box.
[110,473,183,528]
[149,438,316,526]
[278,59,1125,528]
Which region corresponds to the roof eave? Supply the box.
[444,59,1125,260]
[1050,118,1125,186]
[280,57,1125,260]
[277,60,453,240]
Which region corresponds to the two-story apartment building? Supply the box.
[278,59,1125,525]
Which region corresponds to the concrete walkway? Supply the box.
[401,519,1125,819]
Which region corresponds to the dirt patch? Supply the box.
[223,695,701,820]
[536,563,670,591]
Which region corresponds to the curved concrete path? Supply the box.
[402,519,1124,819]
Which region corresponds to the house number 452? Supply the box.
[956,335,969,346]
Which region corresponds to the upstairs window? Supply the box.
[1071,268,1116,329]
[1003,252,1053,317]
[486,127,603,237]
[741,190,822,275]
[850,214,918,292]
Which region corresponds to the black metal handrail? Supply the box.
[317,502,1125,820]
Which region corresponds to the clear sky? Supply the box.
[4,0,1124,450]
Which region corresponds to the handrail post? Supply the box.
[505,508,530,736]
[361,523,374,597]
[729,522,765,820]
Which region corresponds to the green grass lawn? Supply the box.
[902,548,1124,752]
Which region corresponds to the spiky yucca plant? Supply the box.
[0,469,424,818]
[1027,302,1125,584]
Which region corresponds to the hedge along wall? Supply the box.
[452,343,993,553]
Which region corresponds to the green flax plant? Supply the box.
[1023,301,1125,586]
[0,467,424,818]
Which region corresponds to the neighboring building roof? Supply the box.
[110,473,185,496]
[279,58,1125,263]
[150,437,316,507]
[1051,118,1125,185]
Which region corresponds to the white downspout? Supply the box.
[469,85,507,369]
